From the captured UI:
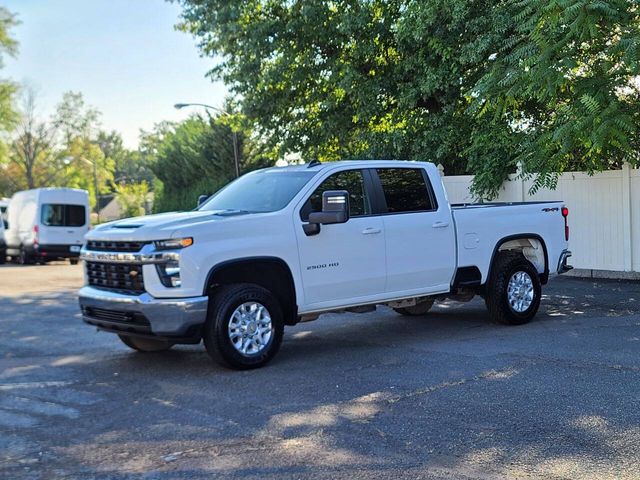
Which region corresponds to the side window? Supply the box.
[300,169,371,221]
[377,168,436,213]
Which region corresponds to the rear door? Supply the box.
[40,203,87,248]
[373,167,456,295]
[295,168,386,309]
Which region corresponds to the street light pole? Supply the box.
[92,157,100,223]
[174,102,240,178]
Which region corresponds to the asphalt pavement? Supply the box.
[1,262,639,479]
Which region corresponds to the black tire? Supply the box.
[203,284,284,370]
[70,258,79,265]
[18,246,33,265]
[393,298,435,316]
[118,335,173,352]
[485,252,541,325]
[0,251,5,265]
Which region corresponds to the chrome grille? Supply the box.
[86,261,144,294]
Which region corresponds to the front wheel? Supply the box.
[203,284,284,369]
[118,335,173,352]
[485,252,541,325]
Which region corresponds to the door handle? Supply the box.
[432,221,450,229]
[361,227,382,235]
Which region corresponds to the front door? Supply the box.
[295,169,386,310]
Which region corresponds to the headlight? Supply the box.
[156,261,181,288]
[154,237,193,250]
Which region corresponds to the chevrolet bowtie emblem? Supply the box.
[129,270,139,278]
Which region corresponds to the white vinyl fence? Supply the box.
[440,162,640,274]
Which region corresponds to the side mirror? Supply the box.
[303,190,349,236]
[197,194,209,207]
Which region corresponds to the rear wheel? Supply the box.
[70,258,79,265]
[393,298,435,316]
[485,252,541,325]
[203,284,284,369]
[18,246,33,265]
[118,335,173,352]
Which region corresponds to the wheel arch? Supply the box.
[487,234,549,285]
[204,256,299,325]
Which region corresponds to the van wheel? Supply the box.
[118,335,173,352]
[70,258,79,265]
[393,298,435,316]
[486,252,541,325]
[203,284,284,370]
[18,247,33,265]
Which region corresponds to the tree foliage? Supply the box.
[0,7,18,152]
[1,89,116,208]
[175,0,640,199]
[145,114,271,212]
[116,181,150,218]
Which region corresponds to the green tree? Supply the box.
[0,6,19,171]
[116,181,150,218]
[469,0,640,196]
[2,89,116,207]
[8,88,61,190]
[146,114,271,212]
[96,130,156,186]
[175,0,640,199]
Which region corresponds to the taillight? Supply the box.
[561,207,569,241]
[33,225,39,245]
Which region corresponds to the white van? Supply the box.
[5,188,90,264]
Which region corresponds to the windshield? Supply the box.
[199,169,316,213]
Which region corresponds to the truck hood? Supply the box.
[86,210,233,241]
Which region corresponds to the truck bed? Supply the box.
[451,201,567,283]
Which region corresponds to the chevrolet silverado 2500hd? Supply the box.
[79,161,572,369]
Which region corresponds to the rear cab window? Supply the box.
[41,204,86,227]
[376,168,437,213]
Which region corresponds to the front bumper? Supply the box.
[79,286,208,343]
[557,249,573,274]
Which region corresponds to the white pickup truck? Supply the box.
[79,161,572,369]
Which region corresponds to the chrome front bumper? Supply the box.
[557,250,573,274]
[79,286,208,341]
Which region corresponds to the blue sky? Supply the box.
[3,0,227,148]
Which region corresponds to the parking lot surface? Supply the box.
[1,263,639,479]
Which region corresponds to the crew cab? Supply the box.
[79,161,572,369]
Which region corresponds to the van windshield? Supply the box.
[41,204,86,227]
[199,169,316,213]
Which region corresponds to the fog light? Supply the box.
[156,261,181,287]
